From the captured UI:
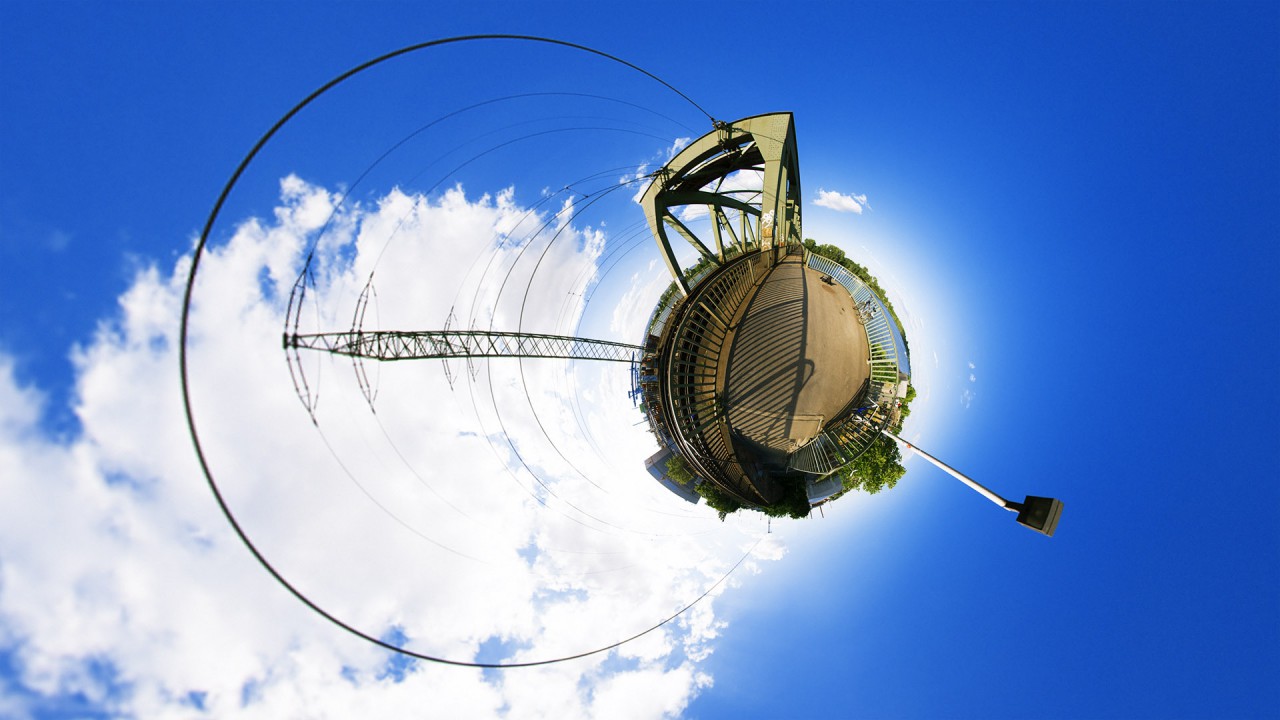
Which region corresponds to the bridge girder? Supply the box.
[641,113,802,295]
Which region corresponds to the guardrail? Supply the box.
[804,254,909,381]
[645,289,680,342]
[661,251,771,505]
[644,263,719,342]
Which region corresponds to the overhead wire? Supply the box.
[181,34,761,667]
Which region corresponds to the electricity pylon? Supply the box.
[285,330,638,363]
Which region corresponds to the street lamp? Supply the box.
[878,427,1064,537]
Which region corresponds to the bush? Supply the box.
[694,480,745,520]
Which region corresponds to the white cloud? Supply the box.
[622,165,651,204]
[611,271,668,341]
[676,204,709,223]
[665,137,691,161]
[813,189,869,214]
[0,177,772,717]
[623,136,693,206]
[588,665,709,719]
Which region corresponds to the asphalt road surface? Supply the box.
[723,255,869,460]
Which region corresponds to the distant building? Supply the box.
[806,474,843,505]
[644,447,701,504]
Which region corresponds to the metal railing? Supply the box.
[645,263,720,342]
[661,250,771,505]
[645,290,680,342]
[804,254,908,380]
[786,391,895,476]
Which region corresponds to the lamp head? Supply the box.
[1013,496,1063,537]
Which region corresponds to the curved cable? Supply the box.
[181,35,749,667]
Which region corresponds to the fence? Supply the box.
[661,251,771,505]
[644,262,719,342]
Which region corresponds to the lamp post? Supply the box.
[878,426,1064,537]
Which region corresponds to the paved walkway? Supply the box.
[722,254,868,463]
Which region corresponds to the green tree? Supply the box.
[694,480,745,521]
[759,478,812,519]
[894,384,917,430]
[839,435,905,495]
[664,453,695,487]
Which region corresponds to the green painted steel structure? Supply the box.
[641,113,802,296]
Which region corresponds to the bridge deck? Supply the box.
[721,254,869,467]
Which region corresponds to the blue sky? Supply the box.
[2,2,1277,719]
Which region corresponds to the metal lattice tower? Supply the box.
[282,247,641,418]
[286,330,639,362]
[284,325,639,417]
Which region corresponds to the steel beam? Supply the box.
[641,113,802,292]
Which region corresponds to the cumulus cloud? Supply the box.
[813,189,869,214]
[676,204,709,223]
[664,137,691,162]
[622,136,693,206]
[622,165,651,204]
[0,177,770,717]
